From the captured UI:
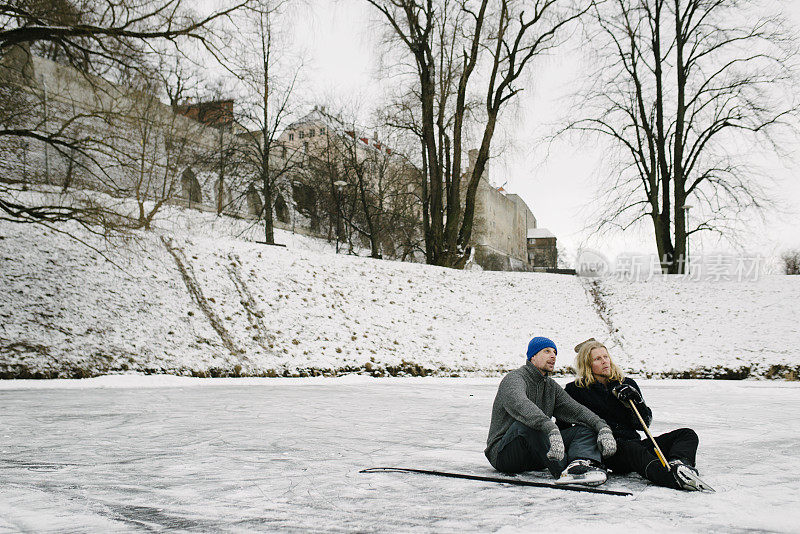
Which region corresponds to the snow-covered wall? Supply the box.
[1,204,798,379]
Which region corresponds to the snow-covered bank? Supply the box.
[1,202,798,379]
[597,276,800,378]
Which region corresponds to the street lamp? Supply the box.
[333,180,348,254]
[682,204,693,273]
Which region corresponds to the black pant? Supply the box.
[606,428,699,488]
[494,422,602,477]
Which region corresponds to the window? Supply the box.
[275,194,290,224]
[181,169,202,205]
[309,129,315,138]
[303,142,309,153]
[319,128,325,136]
[246,185,262,216]
[299,131,305,139]
[288,133,294,141]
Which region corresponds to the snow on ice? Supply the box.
[1,377,799,532]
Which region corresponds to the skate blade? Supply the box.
[694,478,716,493]
[553,473,607,487]
[679,471,716,492]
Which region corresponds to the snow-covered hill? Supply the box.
[1,200,798,379]
[591,276,799,378]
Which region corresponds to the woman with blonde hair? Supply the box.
[556,338,707,491]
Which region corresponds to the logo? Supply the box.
[576,248,611,278]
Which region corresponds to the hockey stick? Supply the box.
[360,467,633,496]
[628,400,668,468]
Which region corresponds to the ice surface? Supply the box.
[1,377,799,532]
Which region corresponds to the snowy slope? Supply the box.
[595,276,800,377]
[1,197,798,379]
[0,215,606,377]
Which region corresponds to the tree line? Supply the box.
[1,0,797,272]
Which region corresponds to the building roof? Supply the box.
[282,106,396,156]
[527,228,556,239]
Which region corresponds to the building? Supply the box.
[174,99,236,130]
[465,149,557,271]
[276,107,423,259]
[527,228,558,270]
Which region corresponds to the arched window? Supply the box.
[181,169,202,204]
[292,182,318,232]
[246,185,263,217]
[275,193,289,224]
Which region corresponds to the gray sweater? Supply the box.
[485,362,609,468]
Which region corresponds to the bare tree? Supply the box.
[302,124,343,244]
[565,0,798,273]
[0,43,120,227]
[331,119,420,259]
[341,127,383,257]
[782,249,800,275]
[0,0,253,228]
[367,0,588,268]
[0,0,249,69]
[297,105,423,259]
[155,51,203,107]
[228,0,302,245]
[111,89,209,230]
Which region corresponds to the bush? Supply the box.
[782,249,800,275]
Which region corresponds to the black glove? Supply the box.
[612,383,643,405]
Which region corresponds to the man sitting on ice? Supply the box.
[556,338,709,491]
[484,336,617,486]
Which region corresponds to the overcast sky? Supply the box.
[285,1,800,263]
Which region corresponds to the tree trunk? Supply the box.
[671,0,687,275]
[420,140,432,264]
[262,200,274,244]
[262,162,274,245]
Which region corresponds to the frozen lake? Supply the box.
[1,377,799,532]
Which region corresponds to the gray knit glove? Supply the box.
[546,429,565,462]
[597,427,617,457]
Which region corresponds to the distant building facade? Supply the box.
[464,150,557,271]
[527,228,558,270]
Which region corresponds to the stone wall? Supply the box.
[0,47,309,233]
[471,178,528,265]
[1,48,536,266]
[464,150,539,271]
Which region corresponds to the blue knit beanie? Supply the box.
[526,336,557,360]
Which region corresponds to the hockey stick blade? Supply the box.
[360,467,632,496]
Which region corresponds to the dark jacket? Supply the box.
[556,377,653,442]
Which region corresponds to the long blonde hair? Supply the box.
[575,340,625,387]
